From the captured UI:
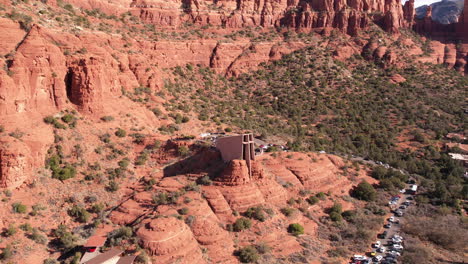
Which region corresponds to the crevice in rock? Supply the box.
[64,67,74,103]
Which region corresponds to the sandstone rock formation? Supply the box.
[130,0,410,34]
[136,217,205,263]
[0,139,33,189]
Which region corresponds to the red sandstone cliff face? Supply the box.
[130,0,409,34]
[0,139,33,189]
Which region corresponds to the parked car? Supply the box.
[395,210,404,217]
[384,223,392,228]
[403,201,411,206]
[399,204,407,209]
[374,241,381,248]
[377,246,386,253]
[373,255,383,262]
[399,188,406,193]
[392,244,404,250]
[378,231,388,239]
[353,255,367,261]
[387,251,401,257]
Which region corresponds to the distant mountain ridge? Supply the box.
[416,0,464,24]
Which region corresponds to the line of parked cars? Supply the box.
[350,185,416,264]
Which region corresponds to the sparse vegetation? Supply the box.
[12,202,27,213]
[233,217,252,232]
[237,245,259,263]
[287,223,304,236]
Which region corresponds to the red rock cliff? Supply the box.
[131,0,409,34]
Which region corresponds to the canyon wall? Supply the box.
[130,0,412,34]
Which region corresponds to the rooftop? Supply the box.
[83,248,122,264]
[116,255,137,264]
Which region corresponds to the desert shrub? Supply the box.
[316,192,327,200]
[233,218,252,232]
[107,226,132,246]
[280,207,295,217]
[68,205,90,223]
[151,108,162,116]
[244,206,266,222]
[351,180,376,201]
[99,133,111,143]
[402,206,467,251]
[341,210,357,222]
[100,116,114,122]
[328,203,343,222]
[178,207,189,215]
[130,133,146,144]
[255,242,270,254]
[106,181,119,192]
[197,175,212,186]
[287,223,304,236]
[53,224,77,250]
[178,146,190,157]
[118,158,130,168]
[61,114,75,124]
[135,151,148,165]
[31,228,48,244]
[400,237,432,264]
[307,196,319,205]
[237,246,259,263]
[90,203,105,214]
[0,245,12,260]
[54,164,76,181]
[152,191,180,206]
[5,224,17,237]
[19,223,33,232]
[12,202,27,213]
[115,128,127,137]
[326,246,348,257]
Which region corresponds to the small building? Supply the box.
[448,153,468,167]
[80,236,135,264]
[80,236,107,263]
[216,134,255,176]
[82,248,122,264]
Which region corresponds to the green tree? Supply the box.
[352,180,377,201]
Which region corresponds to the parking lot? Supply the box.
[350,181,417,264]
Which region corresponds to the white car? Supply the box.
[377,246,386,253]
[392,234,403,240]
[389,216,395,222]
[399,189,406,193]
[388,251,401,257]
[373,255,383,262]
[374,241,381,248]
[353,255,367,261]
[392,244,404,250]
